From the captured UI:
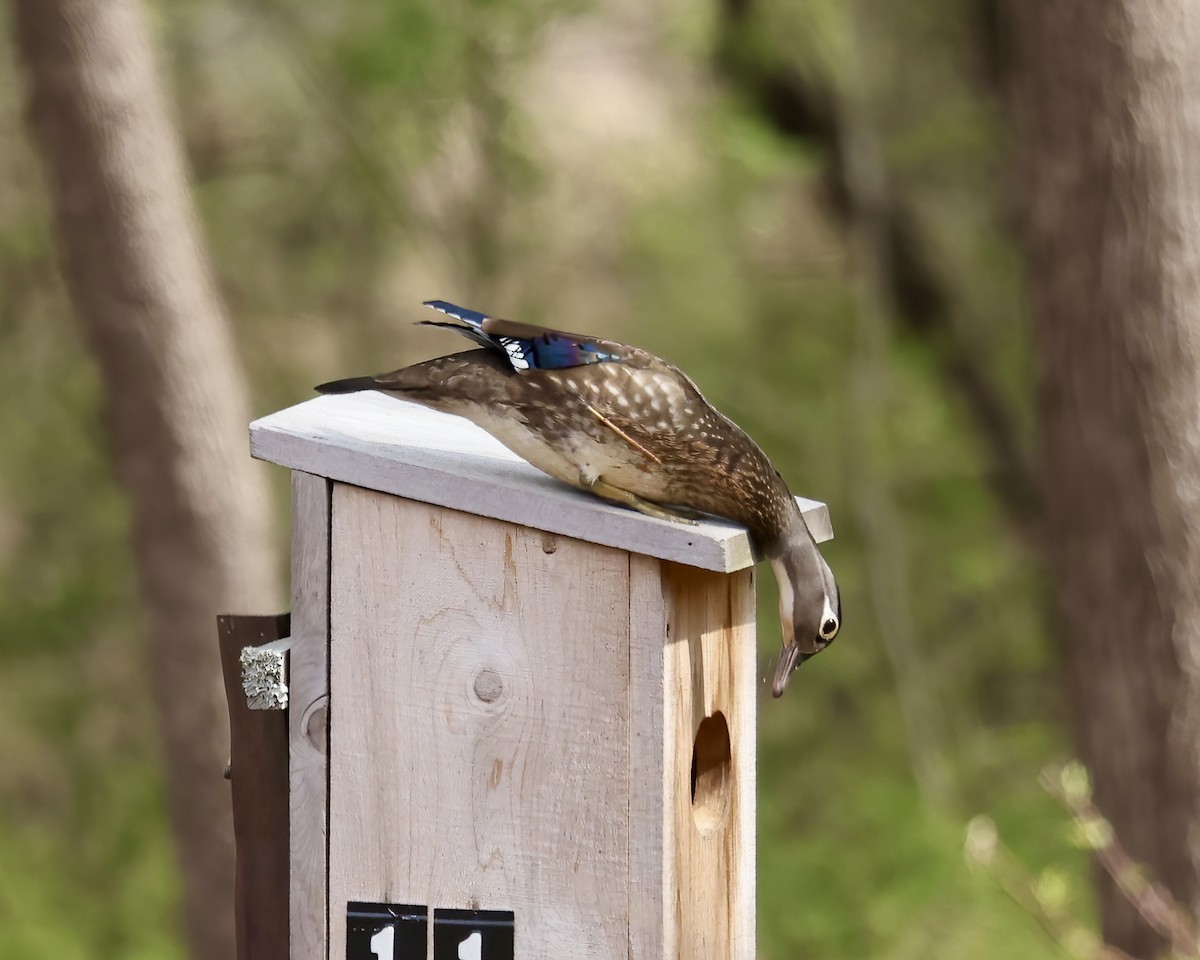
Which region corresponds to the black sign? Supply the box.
[433,908,515,960]
[346,902,428,960]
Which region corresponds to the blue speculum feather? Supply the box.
[514,335,617,370]
[422,300,620,372]
[423,300,490,328]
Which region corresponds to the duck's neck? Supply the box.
[763,508,821,633]
[760,497,812,563]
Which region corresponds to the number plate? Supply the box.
[433,908,515,960]
[346,902,428,960]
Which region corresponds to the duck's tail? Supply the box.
[314,376,380,395]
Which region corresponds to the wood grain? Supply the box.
[218,613,291,960]
[290,472,331,960]
[251,393,832,572]
[328,485,633,959]
[663,563,757,960]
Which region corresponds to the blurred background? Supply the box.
[4,1,1199,959]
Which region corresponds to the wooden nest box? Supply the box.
[248,392,832,960]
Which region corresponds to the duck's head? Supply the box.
[769,540,840,698]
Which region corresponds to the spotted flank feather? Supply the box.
[422,300,621,372]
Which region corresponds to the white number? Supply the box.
[369,925,395,960]
[458,930,482,960]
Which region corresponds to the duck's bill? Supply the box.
[771,645,812,698]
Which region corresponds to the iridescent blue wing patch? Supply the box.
[421,300,622,372]
[423,300,490,328]
[499,329,619,371]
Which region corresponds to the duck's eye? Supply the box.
[820,617,839,641]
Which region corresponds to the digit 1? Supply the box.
[370,924,395,960]
[458,930,482,960]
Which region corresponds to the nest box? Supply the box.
[248,392,832,960]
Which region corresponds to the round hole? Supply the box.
[690,711,731,833]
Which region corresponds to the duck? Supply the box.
[316,300,840,696]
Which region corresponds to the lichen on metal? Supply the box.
[240,639,291,711]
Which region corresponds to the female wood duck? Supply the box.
[317,300,840,697]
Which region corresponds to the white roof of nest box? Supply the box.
[250,392,832,573]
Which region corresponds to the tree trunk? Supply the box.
[1008,3,1200,955]
[11,2,282,958]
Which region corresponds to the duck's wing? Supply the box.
[422,300,628,372]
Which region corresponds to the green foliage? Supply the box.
[0,0,1095,956]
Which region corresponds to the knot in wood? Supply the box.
[473,668,504,703]
[303,697,328,754]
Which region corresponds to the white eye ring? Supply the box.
[818,595,839,641]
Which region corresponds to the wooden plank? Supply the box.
[289,472,331,960]
[627,555,668,960]
[218,613,291,960]
[328,485,633,958]
[250,393,832,573]
[662,564,757,960]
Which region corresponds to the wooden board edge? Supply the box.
[628,555,669,960]
[289,472,331,960]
